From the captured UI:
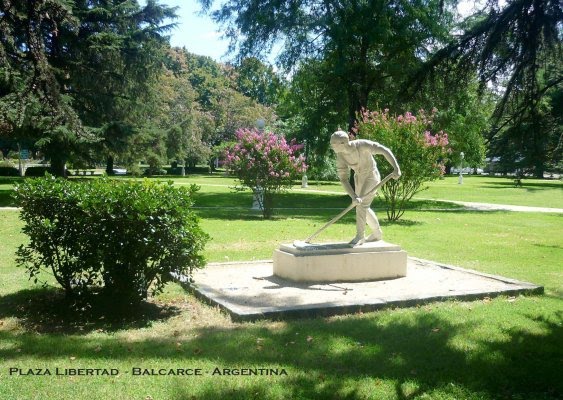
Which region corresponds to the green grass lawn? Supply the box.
[0,176,562,399]
[172,173,563,209]
[416,175,563,208]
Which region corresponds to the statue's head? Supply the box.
[330,130,350,153]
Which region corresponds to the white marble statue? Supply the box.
[330,130,401,245]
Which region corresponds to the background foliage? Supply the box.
[356,108,451,220]
[0,0,560,185]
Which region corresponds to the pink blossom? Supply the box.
[225,128,308,192]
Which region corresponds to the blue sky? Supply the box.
[142,0,231,61]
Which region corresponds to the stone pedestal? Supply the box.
[273,241,407,283]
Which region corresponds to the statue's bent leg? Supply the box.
[366,208,382,241]
[361,189,382,242]
[350,206,367,245]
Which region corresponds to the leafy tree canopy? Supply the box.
[0,0,177,175]
[409,0,562,176]
[199,0,457,127]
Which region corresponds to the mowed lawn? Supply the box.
[415,175,563,208]
[0,175,561,400]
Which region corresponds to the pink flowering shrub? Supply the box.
[224,128,307,218]
[354,108,450,221]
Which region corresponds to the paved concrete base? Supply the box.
[178,257,543,322]
[273,241,407,282]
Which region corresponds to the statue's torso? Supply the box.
[338,141,378,176]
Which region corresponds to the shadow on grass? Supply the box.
[381,219,423,227]
[0,177,23,185]
[2,305,559,399]
[402,199,464,211]
[0,188,16,207]
[482,180,563,191]
[192,190,462,223]
[534,243,563,250]
[0,287,181,334]
[193,190,351,210]
[0,177,20,207]
[178,311,561,400]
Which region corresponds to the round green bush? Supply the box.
[14,176,209,307]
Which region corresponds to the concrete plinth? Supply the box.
[273,241,407,282]
[179,258,543,322]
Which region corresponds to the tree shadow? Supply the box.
[193,191,253,209]
[172,311,561,399]
[0,177,23,185]
[402,199,464,211]
[1,300,559,399]
[193,190,351,210]
[484,180,562,189]
[482,181,562,193]
[534,243,563,250]
[0,188,16,207]
[192,191,353,222]
[191,191,459,224]
[381,219,423,227]
[0,177,19,207]
[0,287,181,334]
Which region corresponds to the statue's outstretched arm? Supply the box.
[370,142,401,178]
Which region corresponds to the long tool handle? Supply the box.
[303,173,394,243]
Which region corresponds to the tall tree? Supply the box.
[406,74,494,172]
[276,58,348,163]
[150,48,276,169]
[58,0,177,174]
[0,0,84,175]
[150,48,215,169]
[231,57,284,106]
[0,0,177,176]
[410,0,562,177]
[199,0,456,130]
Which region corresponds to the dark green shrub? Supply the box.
[164,167,184,175]
[0,166,19,176]
[143,167,168,176]
[24,166,52,177]
[186,165,211,174]
[14,176,209,306]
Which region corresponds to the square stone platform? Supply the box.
[177,258,543,322]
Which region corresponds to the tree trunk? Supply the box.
[50,154,67,177]
[534,161,544,179]
[531,111,546,179]
[262,192,274,219]
[346,38,372,132]
[347,87,358,132]
[106,155,115,175]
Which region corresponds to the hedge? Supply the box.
[14,176,209,307]
[0,166,19,176]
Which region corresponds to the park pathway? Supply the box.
[295,187,563,213]
[412,198,563,213]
